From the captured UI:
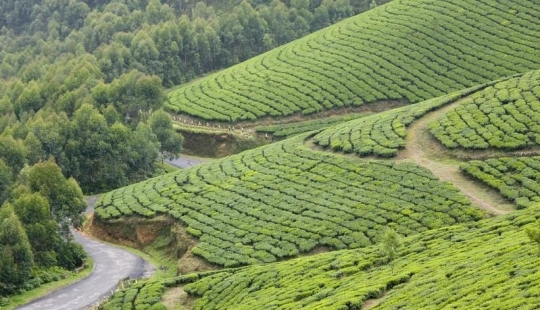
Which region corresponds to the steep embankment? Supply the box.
[167,0,540,122]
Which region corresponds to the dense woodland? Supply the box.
[0,0,385,299]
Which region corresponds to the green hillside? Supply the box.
[95,133,484,267]
[462,157,540,209]
[311,84,487,157]
[179,206,540,310]
[100,206,540,310]
[255,112,369,138]
[95,67,540,308]
[166,0,540,122]
[430,69,540,150]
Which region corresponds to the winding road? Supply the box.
[16,199,154,310]
[16,156,208,310]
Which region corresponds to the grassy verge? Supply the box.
[2,259,95,310]
[109,241,178,280]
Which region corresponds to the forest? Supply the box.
[0,0,382,299]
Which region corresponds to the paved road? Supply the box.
[165,155,209,169]
[16,156,206,310]
[17,200,154,310]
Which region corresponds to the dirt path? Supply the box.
[397,99,513,215]
[363,292,387,310]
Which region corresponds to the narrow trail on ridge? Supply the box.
[397,98,513,216]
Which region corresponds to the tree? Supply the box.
[12,192,60,267]
[149,109,183,161]
[0,205,34,295]
[381,227,401,274]
[0,136,27,177]
[0,159,13,204]
[23,132,45,165]
[526,223,540,255]
[26,160,86,236]
[131,122,160,176]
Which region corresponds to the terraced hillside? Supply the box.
[255,113,369,138]
[96,66,540,309]
[95,134,485,267]
[100,206,540,310]
[166,0,540,122]
[311,85,487,157]
[430,69,540,150]
[177,207,540,310]
[462,157,540,209]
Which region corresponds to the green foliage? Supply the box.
[18,105,162,192]
[0,160,88,296]
[0,159,13,204]
[172,206,540,309]
[461,157,540,209]
[0,136,26,177]
[255,113,369,138]
[525,222,540,254]
[23,132,45,165]
[93,71,166,125]
[149,109,184,160]
[99,279,166,310]
[430,70,540,150]
[12,193,60,267]
[0,206,34,296]
[95,134,483,267]
[381,228,400,271]
[0,0,373,93]
[167,0,540,122]
[313,86,486,157]
[26,160,86,234]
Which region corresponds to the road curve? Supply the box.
[17,200,154,310]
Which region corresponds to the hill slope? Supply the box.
[166,0,540,122]
[94,133,484,267]
[99,206,540,310]
[430,69,540,150]
[180,206,540,310]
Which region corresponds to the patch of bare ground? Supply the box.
[363,291,387,310]
[162,286,196,310]
[86,215,220,275]
[397,98,514,215]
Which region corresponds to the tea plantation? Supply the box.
[95,134,484,267]
[166,0,540,122]
[181,207,540,310]
[100,206,540,310]
[91,0,540,309]
[462,157,540,209]
[255,113,369,138]
[311,85,487,157]
[430,69,540,150]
